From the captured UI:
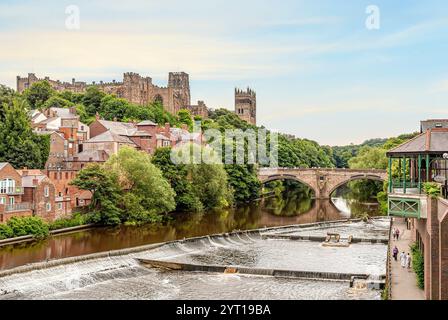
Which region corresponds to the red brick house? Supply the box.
[0,163,33,223]
[18,169,57,221]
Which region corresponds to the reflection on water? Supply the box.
[0,181,382,271]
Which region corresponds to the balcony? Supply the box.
[0,186,24,195]
[4,202,31,212]
[388,193,427,219]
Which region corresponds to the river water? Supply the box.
[0,185,387,300]
[0,187,381,271]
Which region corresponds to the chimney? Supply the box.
[69,106,76,115]
[165,122,170,135]
[32,178,39,186]
[95,112,100,121]
[22,169,29,177]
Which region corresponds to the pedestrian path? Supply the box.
[390,218,425,300]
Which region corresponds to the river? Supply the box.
[0,183,382,271]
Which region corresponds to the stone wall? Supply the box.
[17,72,191,115]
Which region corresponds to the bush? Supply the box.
[49,213,88,231]
[411,243,424,290]
[423,182,441,198]
[0,224,14,240]
[5,216,49,239]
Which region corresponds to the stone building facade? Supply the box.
[17,72,192,115]
[234,87,256,125]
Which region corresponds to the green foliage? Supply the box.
[82,86,106,116]
[3,216,49,239]
[0,224,14,240]
[152,147,203,212]
[411,243,425,290]
[106,146,176,223]
[348,146,388,170]
[423,182,442,198]
[23,81,55,109]
[0,98,50,169]
[70,163,122,225]
[224,164,260,203]
[43,95,72,109]
[48,213,89,230]
[177,109,193,131]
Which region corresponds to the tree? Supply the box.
[224,164,260,203]
[348,146,388,170]
[0,98,49,168]
[105,147,176,223]
[152,147,203,212]
[70,163,122,225]
[177,109,193,131]
[0,84,15,114]
[82,86,106,116]
[23,81,54,109]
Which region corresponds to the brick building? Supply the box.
[18,169,57,221]
[387,119,448,300]
[0,163,32,223]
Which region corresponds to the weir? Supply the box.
[0,218,390,300]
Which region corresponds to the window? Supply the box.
[0,197,5,204]
[9,197,14,205]
[57,203,63,210]
[436,123,443,128]
[58,192,62,197]
[44,186,50,197]
[46,203,51,212]
[0,178,15,194]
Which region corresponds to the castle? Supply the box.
[234,87,256,125]
[17,73,257,125]
[17,72,199,117]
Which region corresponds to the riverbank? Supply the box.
[389,217,424,300]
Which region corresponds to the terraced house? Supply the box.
[0,164,56,223]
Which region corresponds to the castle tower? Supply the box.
[168,72,191,113]
[235,87,256,125]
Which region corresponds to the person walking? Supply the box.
[392,228,396,241]
[406,253,412,269]
[393,246,399,261]
[396,228,400,240]
[400,251,406,268]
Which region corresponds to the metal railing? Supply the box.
[4,202,31,212]
[0,186,24,195]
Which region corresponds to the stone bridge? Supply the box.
[258,168,387,199]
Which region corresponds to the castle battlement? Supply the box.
[16,71,192,115]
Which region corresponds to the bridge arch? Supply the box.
[327,174,386,198]
[260,174,316,197]
[258,168,388,199]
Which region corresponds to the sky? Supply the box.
[1,0,448,146]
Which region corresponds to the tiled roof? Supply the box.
[137,120,157,126]
[50,107,78,119]
[387,129,448,155]
[98,120,137,136]
[21,175,46,188]
[68,150,109,162]
[156,134,170,140]
[0,163,8,170]
[84,130,135,144]
[132,130,152,137]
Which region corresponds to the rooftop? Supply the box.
[387,128,448,156]
[84,130,135,144]
[98,120,137,136]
